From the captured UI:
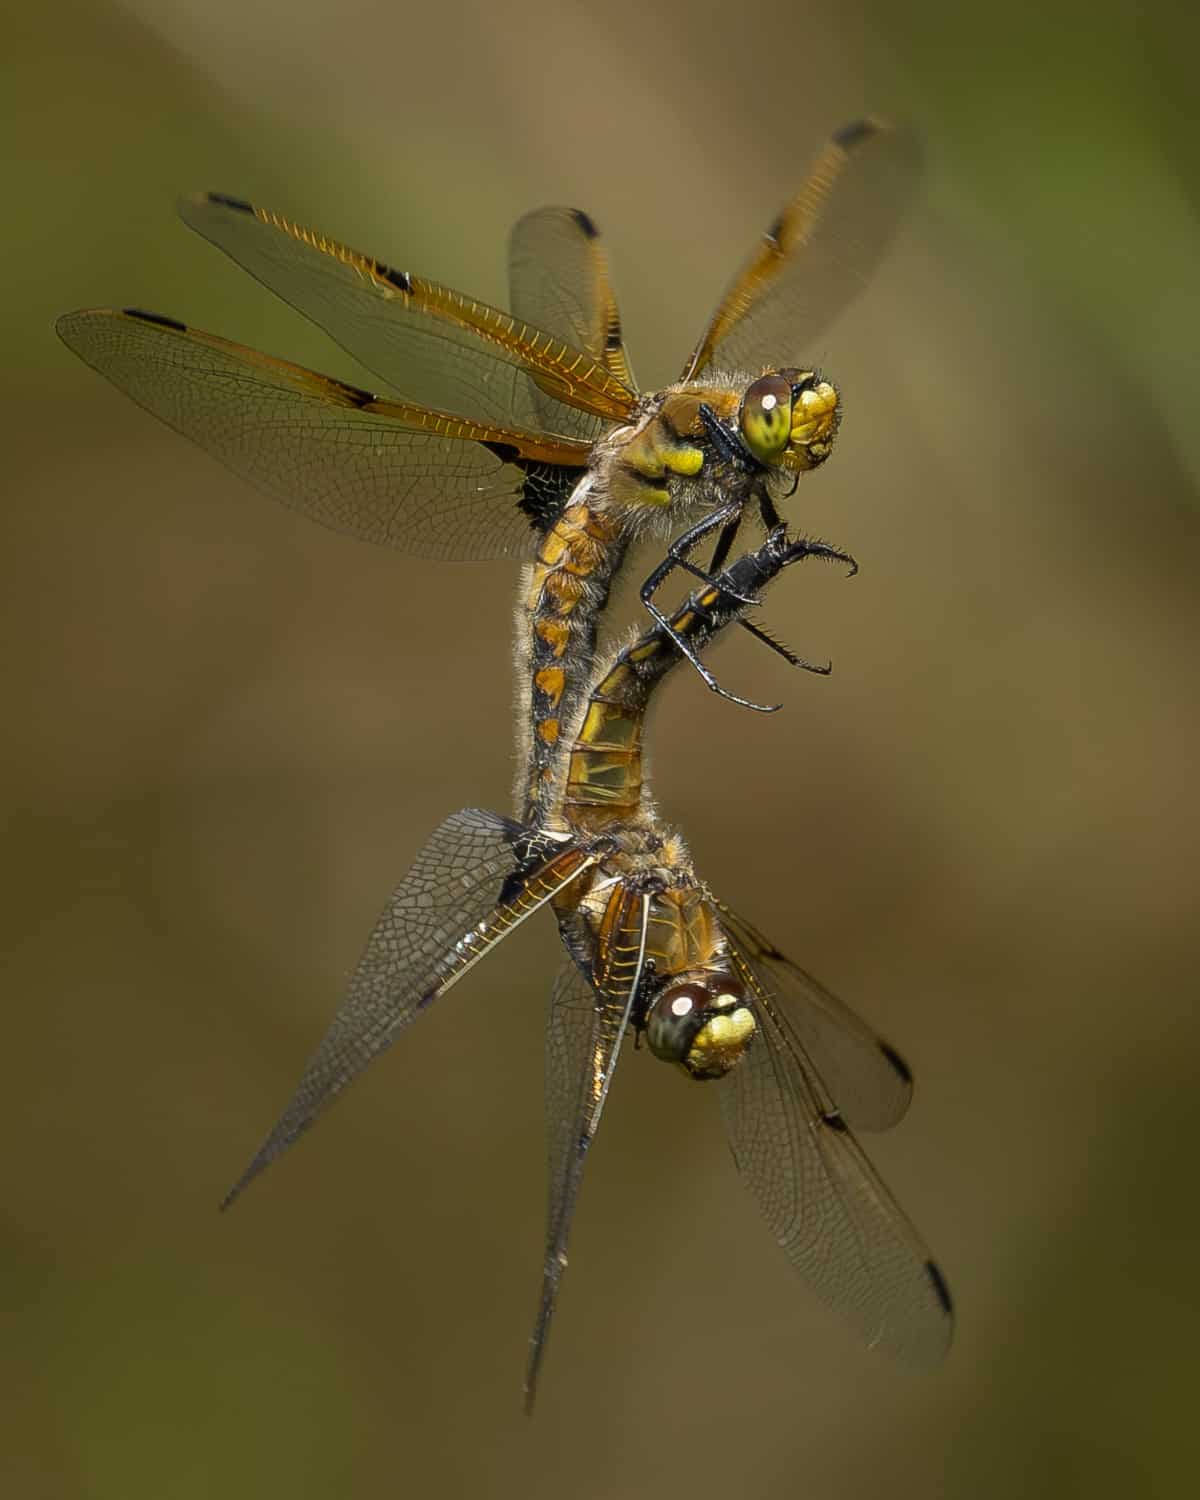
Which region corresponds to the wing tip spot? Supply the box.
[206,191,255,214]
[833,118,882,151]
[878,1040,913,1085]
[570,208,600,240]
[124,308,187,332]
[925,1259,954,1317]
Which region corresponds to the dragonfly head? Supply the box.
[644,972,756,1080]
[738,369,839,473]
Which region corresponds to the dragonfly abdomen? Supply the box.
[519,490,628,823]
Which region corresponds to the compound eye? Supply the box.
[739,373,794,464]
[645,982,707,1064]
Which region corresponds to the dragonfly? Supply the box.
[217,525,954,1408]
[56,118,920,823]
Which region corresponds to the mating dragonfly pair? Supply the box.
[58,117,953,1405]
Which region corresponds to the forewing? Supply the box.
[523,889,649,1410]
[57,308,590,561]
[684,118,922,378]
[719,978,953,1367]
[179,192,637,431]
[720,904,912,1131]
[222,811,594,1206]
[508,206,635,441]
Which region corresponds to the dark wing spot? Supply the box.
[334,379,377,409]
[481,444,578,531]
[206,191,254,213]
[570,208,599,240]
[833,118,879,151]
[924,1259,954,1317]
[604,318,623,352]
[517,462,578,530]
[124,309,187,332]
[765,212,786,247]
[878,1041,913,1085]
[378,264,413,293]
[822,1109,849,1134]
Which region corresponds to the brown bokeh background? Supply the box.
[5,2,1199,1494]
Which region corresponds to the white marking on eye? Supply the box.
[670,995,694,1017]
[760,393,778,411]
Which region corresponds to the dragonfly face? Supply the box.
[643,970,757,1080]
[738,369,840,471]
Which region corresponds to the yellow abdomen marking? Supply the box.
[536,618,571,656]
[534,666,566,705]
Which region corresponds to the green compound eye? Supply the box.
[739,373,794,463]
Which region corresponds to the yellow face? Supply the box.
[644,972,757,1081]
[738,369,840,472]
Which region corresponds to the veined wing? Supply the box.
[719,903,913,1131]
[179,192,638,433]
[683,118,922,379]
[524,887,650,1411]
[57,309,591,560]
[721,920,953,1366]
[221,810,594,1208]
[508,206,635,441]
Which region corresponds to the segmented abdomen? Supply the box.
[521,498,626,824]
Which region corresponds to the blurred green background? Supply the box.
[5,1,1199,1495]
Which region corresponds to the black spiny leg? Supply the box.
[637,400,781,709]
[738,617,831,675]
[740,531,859,676]
[756,485,784,532]
[639,501,784,713]
[707,507,744,576]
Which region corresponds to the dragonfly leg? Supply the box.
[707,506,745,575]
[757,485,784,531]
[639,502,783,713]
[736,527,860,674]
[642,500,759,605]
[697,399,753,471]
[738,617,831,675]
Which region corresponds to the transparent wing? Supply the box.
[719,903,912,1131]
[179,192,638,432]
[222,810,594,1206]
[57,308,591,561]
[508,205,635,442]
[523,888,649,1411]
[683,118,922,378]
[720,928,953,1366]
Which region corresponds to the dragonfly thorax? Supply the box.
[644,970,756,1081]
[603,369,839,529]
